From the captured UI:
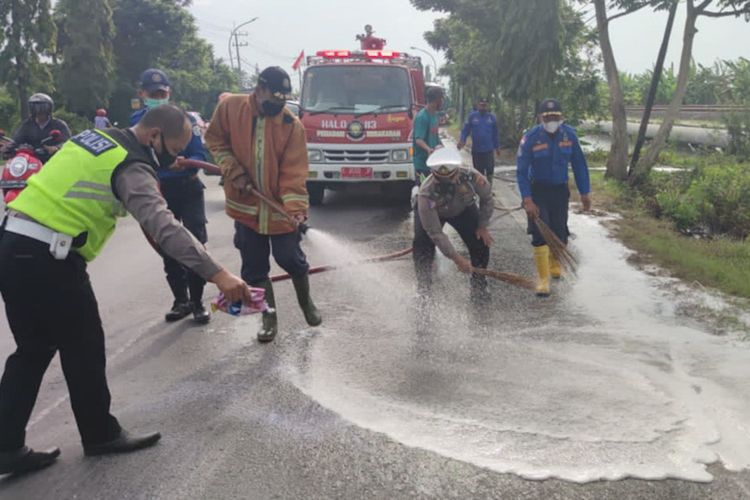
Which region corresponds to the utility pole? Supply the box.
[233,29,249,77]
[227,17,259,88]
[410,46,439,84]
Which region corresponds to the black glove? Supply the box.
[2,147,15,160]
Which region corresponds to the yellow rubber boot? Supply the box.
[533,245,551,297]
[549,252,562,279]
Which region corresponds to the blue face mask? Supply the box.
[144,97,169,108]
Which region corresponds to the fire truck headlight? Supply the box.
[307,149,324,163]
[390,149,410,163]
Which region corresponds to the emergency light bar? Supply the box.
[308,50,422,69]
[318,50,352,58]
[316,50,401,59]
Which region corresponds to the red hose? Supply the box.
[271,247,414,282]
[180,157,416,281]
[179,158,222,176]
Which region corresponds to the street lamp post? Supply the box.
[228,17,259,86]
[409,46,439,84]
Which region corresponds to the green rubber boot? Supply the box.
[292,274,322,327]
[255,279,278,343]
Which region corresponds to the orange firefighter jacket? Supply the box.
[205,93,309,235]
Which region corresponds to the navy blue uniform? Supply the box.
[516,123,590,246]
[130,108,209,305]
[461,111,499,181]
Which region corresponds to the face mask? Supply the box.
[543,121,561,134]
[144,97,169,108]
[261,100,285,116]
[150,132,177,168]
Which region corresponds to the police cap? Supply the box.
[140,69,171,92]
[538,98,562,115]
[258,66,293,100]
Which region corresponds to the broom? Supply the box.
[471,267,536,291]
[532,215,578,275]
[494,204,523,218]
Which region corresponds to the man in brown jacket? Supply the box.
[205,67,321,342]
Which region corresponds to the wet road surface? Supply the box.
[1,156,750,498]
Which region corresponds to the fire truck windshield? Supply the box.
[301,65,411,115]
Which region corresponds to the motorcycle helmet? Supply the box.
[426,147,462,180]
[28,93,54,118]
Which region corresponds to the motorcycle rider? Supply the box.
[3,94,71,162]
[94,109,111,130]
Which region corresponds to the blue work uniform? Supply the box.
[130,108,209,305]
[460,111,499,154]
[460,110,500,180]
[516,123,590,246]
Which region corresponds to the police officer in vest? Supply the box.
[413,148,494,303]
[0,105,253,475]
[131,69,211,324]
[516,99,592,296]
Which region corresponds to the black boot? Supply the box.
[191,301,211,324]
[0,446,60,475]
[165,300,192,322]
[254,279,278,343]
[470,274,491,305]
[292,274,322,327]
[83,430,161,457]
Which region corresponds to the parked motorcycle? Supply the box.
[0,130,63,204]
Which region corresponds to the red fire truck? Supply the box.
[299,46,426,205]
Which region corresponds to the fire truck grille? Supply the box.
[323,149,390,163]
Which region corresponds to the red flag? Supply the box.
[292,50,305,71]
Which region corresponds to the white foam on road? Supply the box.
[288,217,750,483]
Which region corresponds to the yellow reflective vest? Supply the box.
[9,128,155,261]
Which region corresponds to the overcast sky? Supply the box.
[190,0,749,85]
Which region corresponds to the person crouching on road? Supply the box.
[0,105,253,475]
[413,147,494,304]
[516,98,592,297]
[205,66,322,343]
[131,68,212,325]
[457,97,501,185]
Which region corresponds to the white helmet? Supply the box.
[427,147,462,178]
[28,93,54,118]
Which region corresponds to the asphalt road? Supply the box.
[1,156,750,499]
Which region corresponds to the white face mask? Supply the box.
[543,121,561,134]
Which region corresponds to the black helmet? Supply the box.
[28,93,54,118]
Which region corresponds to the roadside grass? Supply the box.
[581,170,750,301]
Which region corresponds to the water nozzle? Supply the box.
[298,222,310,235]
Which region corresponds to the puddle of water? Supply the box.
[287,217,750,484]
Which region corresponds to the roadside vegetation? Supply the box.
[583,149,750,299]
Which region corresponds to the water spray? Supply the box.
[177,159,538,290]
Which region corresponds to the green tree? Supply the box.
[413,0,598,142]
[107,0,236,123]
[55,0,115,117]
[0,0,56,118]
[640,0,750,170]
[592,0,678,180]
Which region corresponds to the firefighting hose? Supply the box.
[177,159,309,234]
[175,159,535,290]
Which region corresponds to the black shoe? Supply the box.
[83,430,161,457]
[192,301,211,325]
[0,446,60,475]
[165,301,192,322]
